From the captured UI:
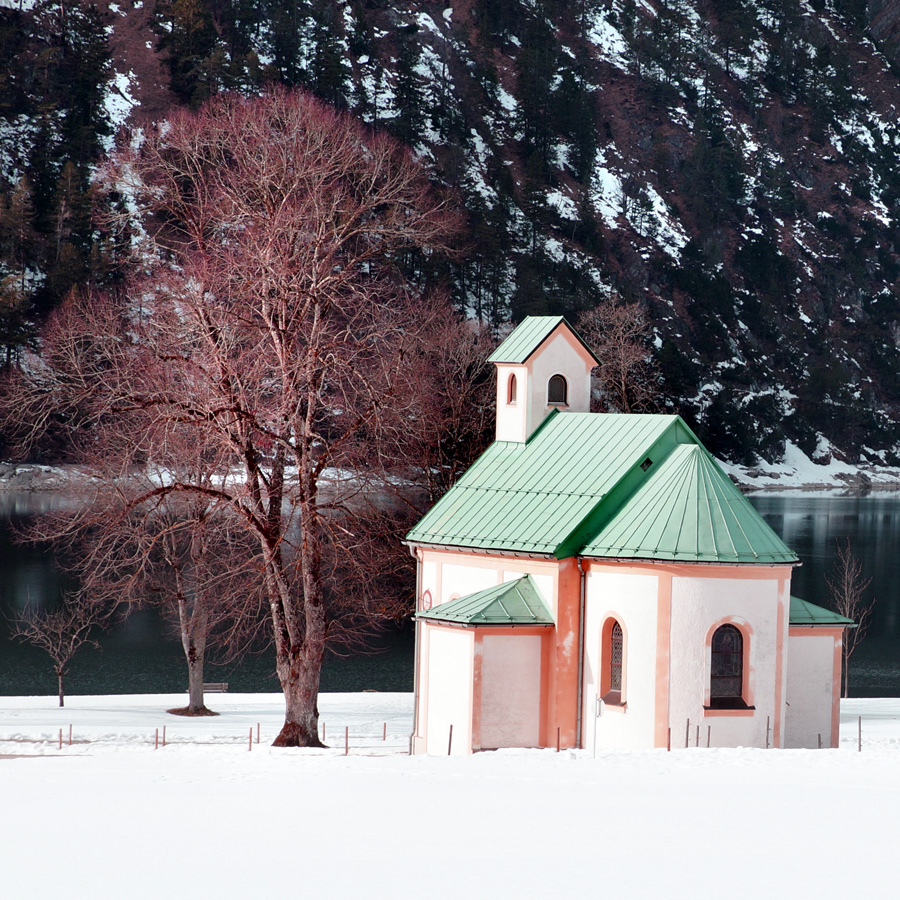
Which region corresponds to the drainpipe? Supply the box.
[410,545,422,755]
[575,557,587,749]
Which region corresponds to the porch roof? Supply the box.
[416,575,554,627]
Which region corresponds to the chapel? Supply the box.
[406,316,852,754]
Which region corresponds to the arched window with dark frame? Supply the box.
[709,624,745,708]
[507,373,517,405]
[547,374,568,405]
[601,617,625,706]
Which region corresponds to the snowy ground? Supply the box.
[3,693,899,899]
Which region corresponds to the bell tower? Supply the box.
[489,316,599,443]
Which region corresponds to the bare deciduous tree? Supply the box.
[827,539,874,698]
[577,295,661,414]
[2,88,463,746]
[10,596,108,707]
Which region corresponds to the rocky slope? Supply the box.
[4,0,900,466]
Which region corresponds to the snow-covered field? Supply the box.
[3,693,899,899]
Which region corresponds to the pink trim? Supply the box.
[704,708,755,718]
[654,575,672,748]
[773,593,785,747]
[471,633,484,750]
[832,633,842,748]
[586,561,795,580]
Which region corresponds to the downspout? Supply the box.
[410,545,422,754]
[575,556,587,749]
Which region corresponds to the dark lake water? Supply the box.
[0,493,414,696]
[0,491,896,697]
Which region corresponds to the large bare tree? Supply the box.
[3,88,462,745]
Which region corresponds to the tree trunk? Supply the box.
[185,641,207,714]
[273,644,326,747]
[58,671,64,708]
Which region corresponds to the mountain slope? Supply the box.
[3,0,900,465]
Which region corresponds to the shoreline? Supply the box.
[5,458,900,497]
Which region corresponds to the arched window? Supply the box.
[547,374,568,405]
[710,624,745,708]
[601,617,625,706]
[507,373,517,405]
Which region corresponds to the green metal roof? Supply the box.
[416,576,554,626]
[789,595,855,627]
[407,412,799,565]
[487,316,600,365]
[581,443,797,563]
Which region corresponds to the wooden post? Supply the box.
[695,724,700,747]
[154,728,159,750]
[667,727,671,751]
[817,733,822,749]
[685,718,690,748]
[383,722,386,742]
[256,722,260,745]
[707,725,711,748]
[766,716,770,749]
[58,728,62,750]
[448,724,453,756]
[858,715,862,752]
[345,725,349,756]
[68,724,72,746]
[556,726,560,752]
[249,727,253,751]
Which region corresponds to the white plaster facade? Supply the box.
[784,628,842,749]
[582,570,660,750]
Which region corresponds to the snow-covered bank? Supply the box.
[721,440,900,492]
[2,692,899,899]
[6,444,900,496]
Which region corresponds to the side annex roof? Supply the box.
[416,576,554,627]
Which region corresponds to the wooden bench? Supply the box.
[187,682,229,693]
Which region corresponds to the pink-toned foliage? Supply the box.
[3,88,469,745]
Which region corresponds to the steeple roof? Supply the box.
[487,316,600,366]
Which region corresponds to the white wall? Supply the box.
[424,626,474,756]
[526,330,592,439]
[784,630,840,749]
[494,364,528,442]
[480,635,542,749]
[669,576,786,749]
[440,563,498,605]
[582,571,659,750]
[418,552,557,620]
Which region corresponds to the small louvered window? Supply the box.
[507,373,517,404]
[548,374,568,405]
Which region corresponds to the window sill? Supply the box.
[601,692,626,713]
[703,706,756,717]
[547,402,568,408]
